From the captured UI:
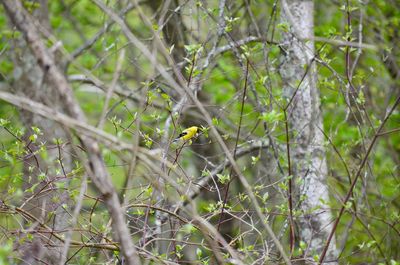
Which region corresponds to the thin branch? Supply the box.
[217,59,249,231]
[97,48,126,129]
[91,1,291,262]
[318,93,400,264]
[59,175,88,265]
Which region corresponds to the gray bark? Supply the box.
[279,0,338,263]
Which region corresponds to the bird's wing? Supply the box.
[177,131,188,138]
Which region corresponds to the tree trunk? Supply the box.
[279,0,338,263]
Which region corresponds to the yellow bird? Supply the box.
[173,126,199,142]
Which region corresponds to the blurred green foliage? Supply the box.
[0,0,399,263]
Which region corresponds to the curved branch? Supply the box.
[1,1,140,263]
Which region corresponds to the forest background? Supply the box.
[0,0,399,264]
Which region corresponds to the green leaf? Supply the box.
[277,22,290,33]
[251,156,259,165]
[0,118,10,127]
[216,173,230,184]
[259,110,283,123]
[212,117,219,125]
[29,134,37,142]
[196,248,202,259]
[184,44,202,55]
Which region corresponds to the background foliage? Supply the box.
[0,0,399,264]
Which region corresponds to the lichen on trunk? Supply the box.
[279,0,338,263]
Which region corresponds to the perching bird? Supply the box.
[173,126,199,142]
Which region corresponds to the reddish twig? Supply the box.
[283,110,295,255]
[217,59,249,231]
[318,94,400,264]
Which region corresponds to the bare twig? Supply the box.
[91,1,291,262]
[217,59,249,231]
[59,175,87,265]
[318,93,400,264]
[1,2,140,263]
[98,48,126,129]
[69,3,134,59]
